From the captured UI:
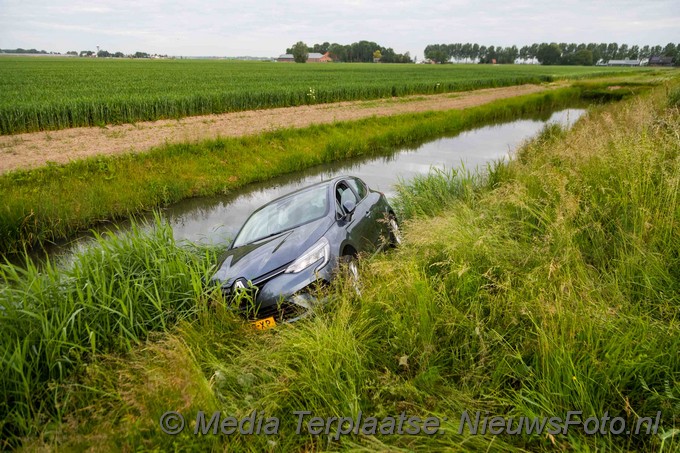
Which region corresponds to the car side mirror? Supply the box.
[342,200,356,217]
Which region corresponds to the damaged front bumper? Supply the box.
[218,257,335,323]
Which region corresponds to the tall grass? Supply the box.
[0,57,652,134]
[0,217,220,444]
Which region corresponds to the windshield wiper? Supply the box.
[244,229,293,246]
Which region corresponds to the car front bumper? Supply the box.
[221,257,335,322]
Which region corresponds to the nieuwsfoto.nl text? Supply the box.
[159,409,662,438]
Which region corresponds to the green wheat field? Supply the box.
[0,57,643,134]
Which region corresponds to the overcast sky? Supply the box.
[1,0,678,58]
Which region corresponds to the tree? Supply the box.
[461,43,473,62]
[472,43,481,62]
[571,49,593,66]
[640,45,650,59]
[606,42,618,60]
[424,44,449,63]
[312,42,330,54]
[372,50,382,61]
[348,40,381,62]
[398,52,412,64]
[482,45,497,63]
[497,45,518,64]
[478,45,487,63]
[663,42,677,57]
[292,41,309,63]
[536,43,562,65]
[327,43,348,62]
[519,45,529,62]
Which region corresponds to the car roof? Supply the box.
[256,175,358,207]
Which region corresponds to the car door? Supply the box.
[335,179,379,252]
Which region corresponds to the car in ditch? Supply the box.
[210,176,401,329]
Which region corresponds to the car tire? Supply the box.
[388,215,402,247]
[340,254,361,296]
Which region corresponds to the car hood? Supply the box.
[211,216,333,286]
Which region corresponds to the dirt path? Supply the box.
[0,83,558,174]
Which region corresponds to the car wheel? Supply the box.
[340,255,361,296]
[388,215,402,246]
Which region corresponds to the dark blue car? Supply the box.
[211,176,400,328]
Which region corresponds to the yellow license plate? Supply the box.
[251,316,276,330]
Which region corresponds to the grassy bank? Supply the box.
[0,86,593,256]
[1,79,678,451]
[0,57,651,134]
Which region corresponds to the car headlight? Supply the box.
[285,237,330,274]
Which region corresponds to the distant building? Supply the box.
[648,56,674,67]
[607,60,640,67]
[277,52,332,63]
[309,52,332,62]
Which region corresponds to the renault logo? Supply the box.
[233,278,248,291]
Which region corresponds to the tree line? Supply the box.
[424,42,680,65]
[286,41,412,63]
[79,50,161,58]
[0,48,160,58]
[0,48,52,55]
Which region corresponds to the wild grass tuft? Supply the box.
[0,216,220,445]
[668,86,680,108]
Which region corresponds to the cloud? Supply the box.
[0,0,677,56]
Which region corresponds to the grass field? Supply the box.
[1,81,678,451]
[0,57,649,134]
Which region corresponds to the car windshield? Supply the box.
[232,184,329,248]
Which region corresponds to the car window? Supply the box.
[347,178,367,200]
[233,184,329,247]
[335,181,358,216]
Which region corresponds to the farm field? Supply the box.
[0,57,647,135]
[0,83,552,173]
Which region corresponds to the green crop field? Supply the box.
[0,57,646,135]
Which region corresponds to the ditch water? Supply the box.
[45,108,585,262]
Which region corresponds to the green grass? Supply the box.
[1,74,678,452]
[0,86,594,256]
[0,217,222,444]
[0,57,657,134]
